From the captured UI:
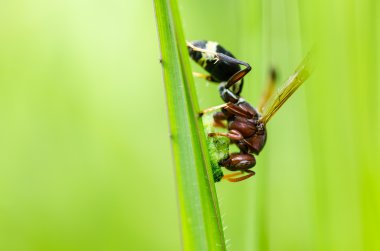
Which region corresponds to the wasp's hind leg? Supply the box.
[216,53,252,90]
[224,170,255,182]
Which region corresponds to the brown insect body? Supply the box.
[226,103,266,154]
[188,40,311,182]
[187,41,265,181]
[212,85,266,180]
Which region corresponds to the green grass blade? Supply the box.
[153,0,226,250]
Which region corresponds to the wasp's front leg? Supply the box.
[208,129,243,141]
[199,104,227,117]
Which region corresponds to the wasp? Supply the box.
[187,40,312,182]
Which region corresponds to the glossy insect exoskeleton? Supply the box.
[188,40,310,182]
[187,40,251,96]
[188,41,262,181]
[210,84,267,181]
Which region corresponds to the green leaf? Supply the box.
[153,0,226,250]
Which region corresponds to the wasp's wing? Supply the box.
[260,52,314,124]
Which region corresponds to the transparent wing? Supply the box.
[260,52,314,124]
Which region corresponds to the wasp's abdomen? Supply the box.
[188,40,242,84]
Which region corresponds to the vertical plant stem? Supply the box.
[153,0,226,250]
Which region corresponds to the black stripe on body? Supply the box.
[188,40,244,95]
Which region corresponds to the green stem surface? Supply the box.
[153,0,226,250]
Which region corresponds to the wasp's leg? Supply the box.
[193,72,218,82]
[222,102,255,118]
[227,170,255,182]
[199,103,227,117]
[222,171,244,180]
[202,100,256,120]
[213,53,251,90]
[258,67,277,113]
[208,130,243,141]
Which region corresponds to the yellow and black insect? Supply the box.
[187,40,312,182]
[187,40,251,96]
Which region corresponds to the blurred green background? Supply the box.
[0,0,379,250]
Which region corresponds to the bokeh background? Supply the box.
[0,0,379,250]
